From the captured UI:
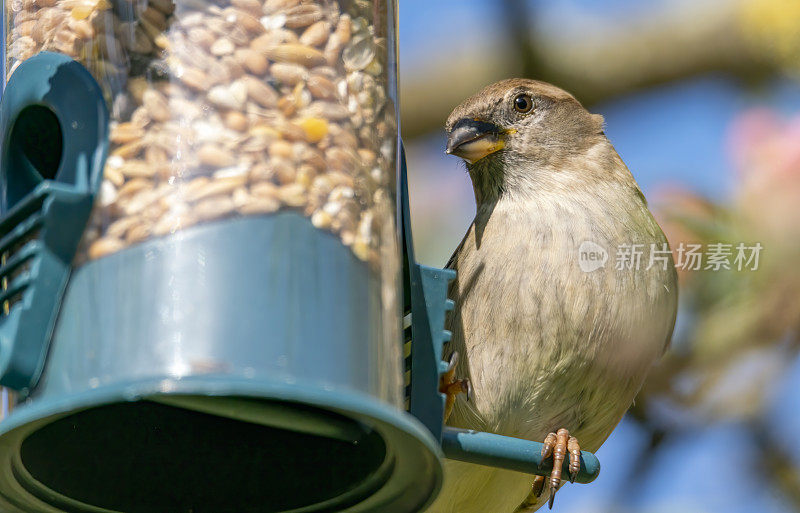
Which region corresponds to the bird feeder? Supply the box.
[0,1,599,512]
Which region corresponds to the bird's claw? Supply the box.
[567,435,581,484]
[439,352,470,421]
[531,476,545,498]
[539,432,556,470]
[535,428,582,509]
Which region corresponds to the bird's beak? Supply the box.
[446,119,506,164]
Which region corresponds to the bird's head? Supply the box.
[445,79,607,196]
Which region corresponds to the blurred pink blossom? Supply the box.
[727,108,800,240]
[727,108,782,171]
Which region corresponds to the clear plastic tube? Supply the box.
[4,0,402,402]
[5,0,398,269]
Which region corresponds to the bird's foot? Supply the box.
[438,352,470,421]
[537,428,581,509]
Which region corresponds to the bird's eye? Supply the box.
[513,94,534,113]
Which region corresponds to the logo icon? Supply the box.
[578,241,608,272]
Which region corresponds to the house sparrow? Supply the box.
[428,79,678,512]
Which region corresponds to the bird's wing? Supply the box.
[662,269,679,355]
[654,221,680,356]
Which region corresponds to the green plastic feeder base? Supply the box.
[0,213,443,513]
[0,376,442,513]
[0,52,447,509]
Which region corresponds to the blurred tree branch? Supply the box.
[752,421,800,511]
[497,0,540,79]
[400,1,776,139]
